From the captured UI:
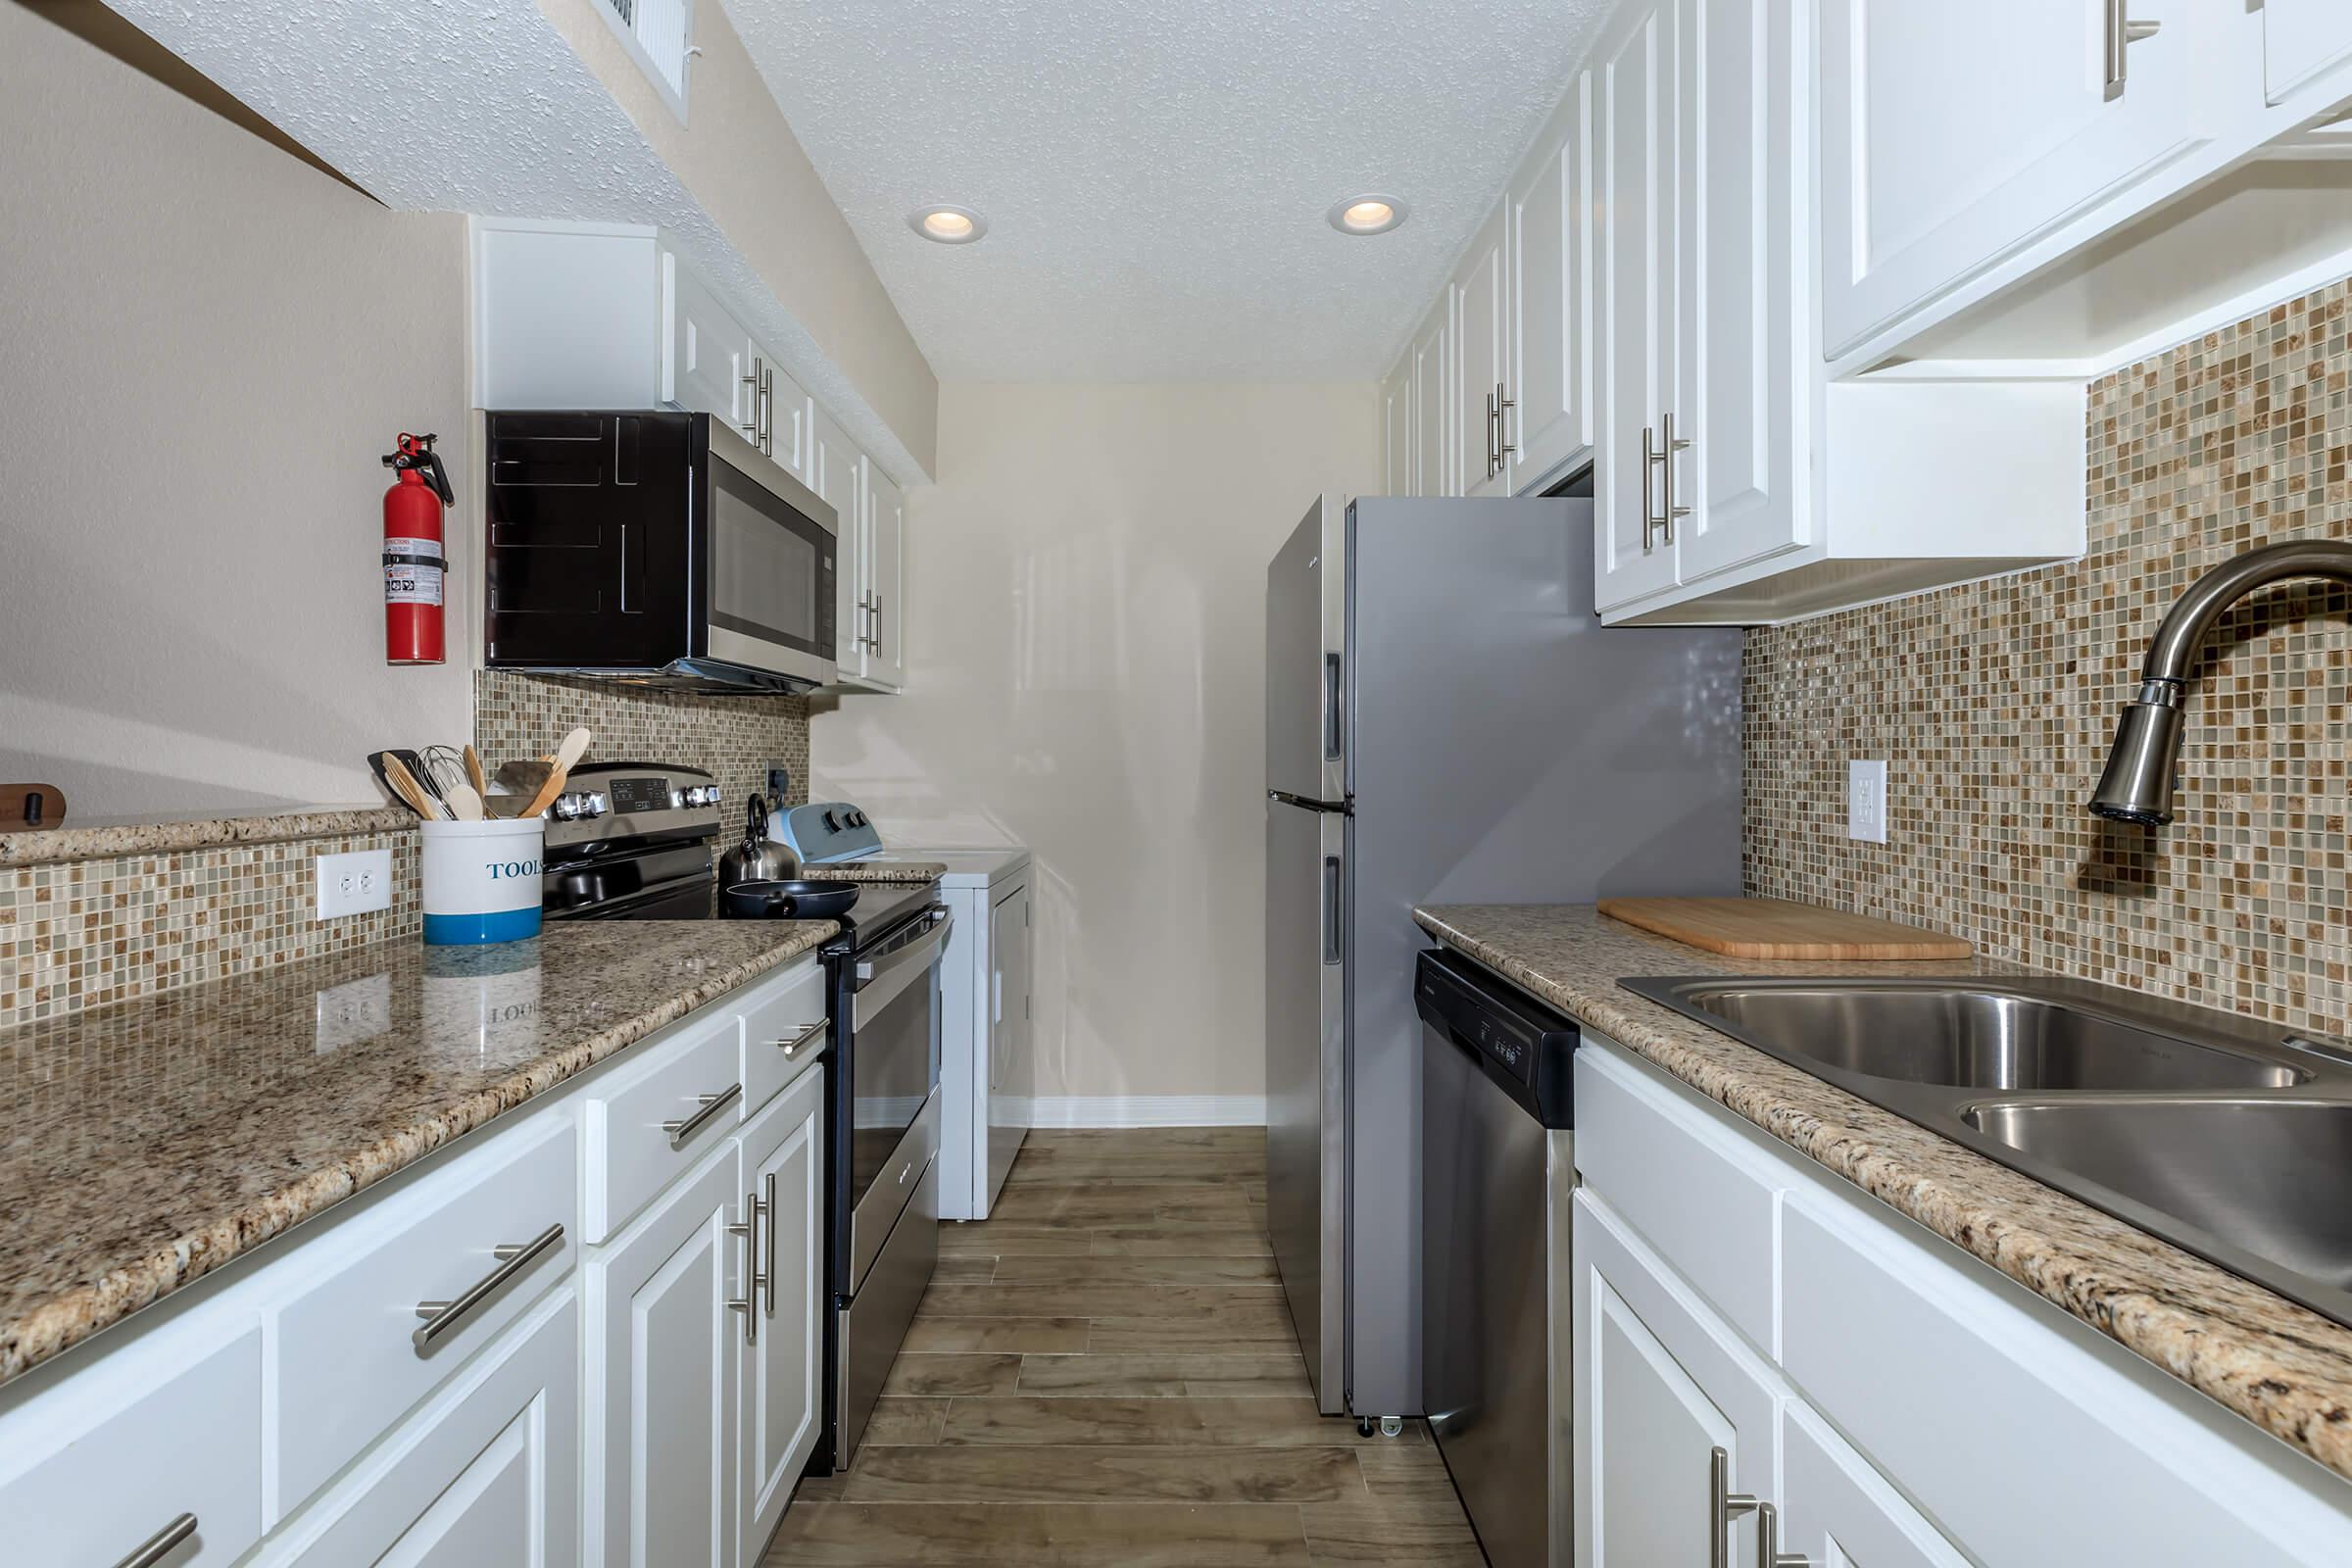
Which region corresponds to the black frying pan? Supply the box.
[719,878,860,921]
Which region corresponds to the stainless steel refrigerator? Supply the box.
[1263,491,1742,1421]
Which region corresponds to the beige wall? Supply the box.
[0,3,471,817]
[810,383,1380,1111]
[538,0,938,480]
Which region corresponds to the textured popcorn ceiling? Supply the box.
[729,0,1609,381]
[100,0,925,480]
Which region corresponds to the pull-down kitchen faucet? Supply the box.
[2088,538,2352,825]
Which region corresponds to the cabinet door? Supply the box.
[1781,1401,1972,1568]
[984,879,1033,1211]
[1380,352,1413,497]
[1819,1,2207,357]
[1409,292,1454,498]
[765,359,814,486]
[2267,0,2352,104]
[861,462,906,690]
[1574,1189,1779,1568]
[667,259,756,437]
[1455,204,1511,498]
[1592,0,1681,612]
[1507,73,1594,490]
[266,1294,579,1568]
[586,1148,744,1568]
[737,1068,826,1566]
[1671,0,1804,582]
[810,406,866,677]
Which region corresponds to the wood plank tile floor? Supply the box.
[764,1127,1485,1565]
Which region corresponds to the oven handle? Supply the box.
[854,905,953,1025]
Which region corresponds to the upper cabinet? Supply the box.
[1507,69,1595,489]
[1453,205,1511,498]
[1410,293,1453,498]
[1380,351,1413,498]
[1818,1,2211,360]
[475,217,910,688]
[2268,0,2352,104]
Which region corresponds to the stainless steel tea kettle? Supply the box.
[718,793,801,886]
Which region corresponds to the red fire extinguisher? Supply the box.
[382,431,454,665]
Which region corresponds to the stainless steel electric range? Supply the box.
[540,760,947,1473]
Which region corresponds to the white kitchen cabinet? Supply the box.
[255,1291,579,1568]
[1592,0,1680,612]
[1380,351,1412,497]
[1779,1400,1971,1568]
[811,404,866,675]
[1818,1,2210,359]
[1505,69,1595,491]
[1454,203,1511,498]
[935,851,1036,1221]
[585,1143,745,1568]
[1409,292,1454,498]
[1669,0,1806,584]
[763,354,814,486]
[670,264,757,438]
[0,1321,262,1568]
[1574,1186,1780,1568]
[733,1062,825,1568]
[2267,0,2352,104]
[857,460,907,691]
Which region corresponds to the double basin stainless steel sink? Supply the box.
[1620,975,2352,1330]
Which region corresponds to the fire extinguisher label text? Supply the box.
[385,564,444,606]
[383,536,444,562]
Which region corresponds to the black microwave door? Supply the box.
[483,412,694,669]
[693,425,838,669]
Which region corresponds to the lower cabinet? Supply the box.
[254,1290,579,1567]
[736,1067,827,1564]
[1780,1399,1972,1568]
[585,1143,746,1568]
[1573,1188,1779,1568]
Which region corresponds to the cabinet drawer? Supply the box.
[737,956,828,1120]
[1783,1198,2352,1564]
[274,1119,576,1511]
[254,1289,577,1567]
[1574,1039,1785,1354]
[0,1324,262,1568]
[586,1009,745,1241]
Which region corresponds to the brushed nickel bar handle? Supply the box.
[1662,411,1691,545]
[1710,1446,1762,1568]
[770,1021,826,1057]
[1759,1500,1808,1567]
[2104,0,2160,98]
[663,1084,742,1148]
[740,362,761,436]
[1496,379,1517,463]
[762,1169,780,1317]
[1641,423,1662,550]
[112,1514,198,1568]
[1485,389,1500,479]
[414,1223,564,1350]
[727,1185,767,1345]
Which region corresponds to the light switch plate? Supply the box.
[317,847,393,918]
[1848,760,1888,844]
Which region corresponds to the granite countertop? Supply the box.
[0,805,415,866]
[0,919,836,1386]
[1415,903,2352,1485]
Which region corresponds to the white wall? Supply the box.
[810,383,1381,1118]
[0,4,471,817]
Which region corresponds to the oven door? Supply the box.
[698,417,837,687]
[847,904,951,1288]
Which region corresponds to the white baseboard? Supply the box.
[1019,1095,1267,1130]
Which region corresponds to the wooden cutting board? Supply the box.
[1596,896,1971,960]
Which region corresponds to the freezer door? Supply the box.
[1264,795,1348,1413]
[1265,494,1350,805]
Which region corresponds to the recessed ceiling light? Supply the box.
[909,204,987,244]
[1328,194,1406,235]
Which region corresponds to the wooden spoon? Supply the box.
[445,783,486,822]
[463,744,488,798]
[554,726,592,771]
[380,753,446,819]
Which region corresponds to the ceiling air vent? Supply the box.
[594,0,694,122]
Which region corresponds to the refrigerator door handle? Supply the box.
[1322,855,1344,964]
[1323,652,1345,762]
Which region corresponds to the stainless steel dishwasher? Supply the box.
[1417,948,1577,1568]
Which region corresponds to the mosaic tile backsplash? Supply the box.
[472,670,811,817]
[1745,276,2352,1036]
[0,827,419,1027]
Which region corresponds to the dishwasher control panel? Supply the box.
[1414,948,1577,1127]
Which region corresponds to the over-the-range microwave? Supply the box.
[483,410,837,693]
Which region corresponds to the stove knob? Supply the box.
[848,810,867,828]
[550,792,588,821]
[822,809,841,831]
[584,791,611,819]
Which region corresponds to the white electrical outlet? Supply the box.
[1848,760,1888,844]
[317,848,393,919]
